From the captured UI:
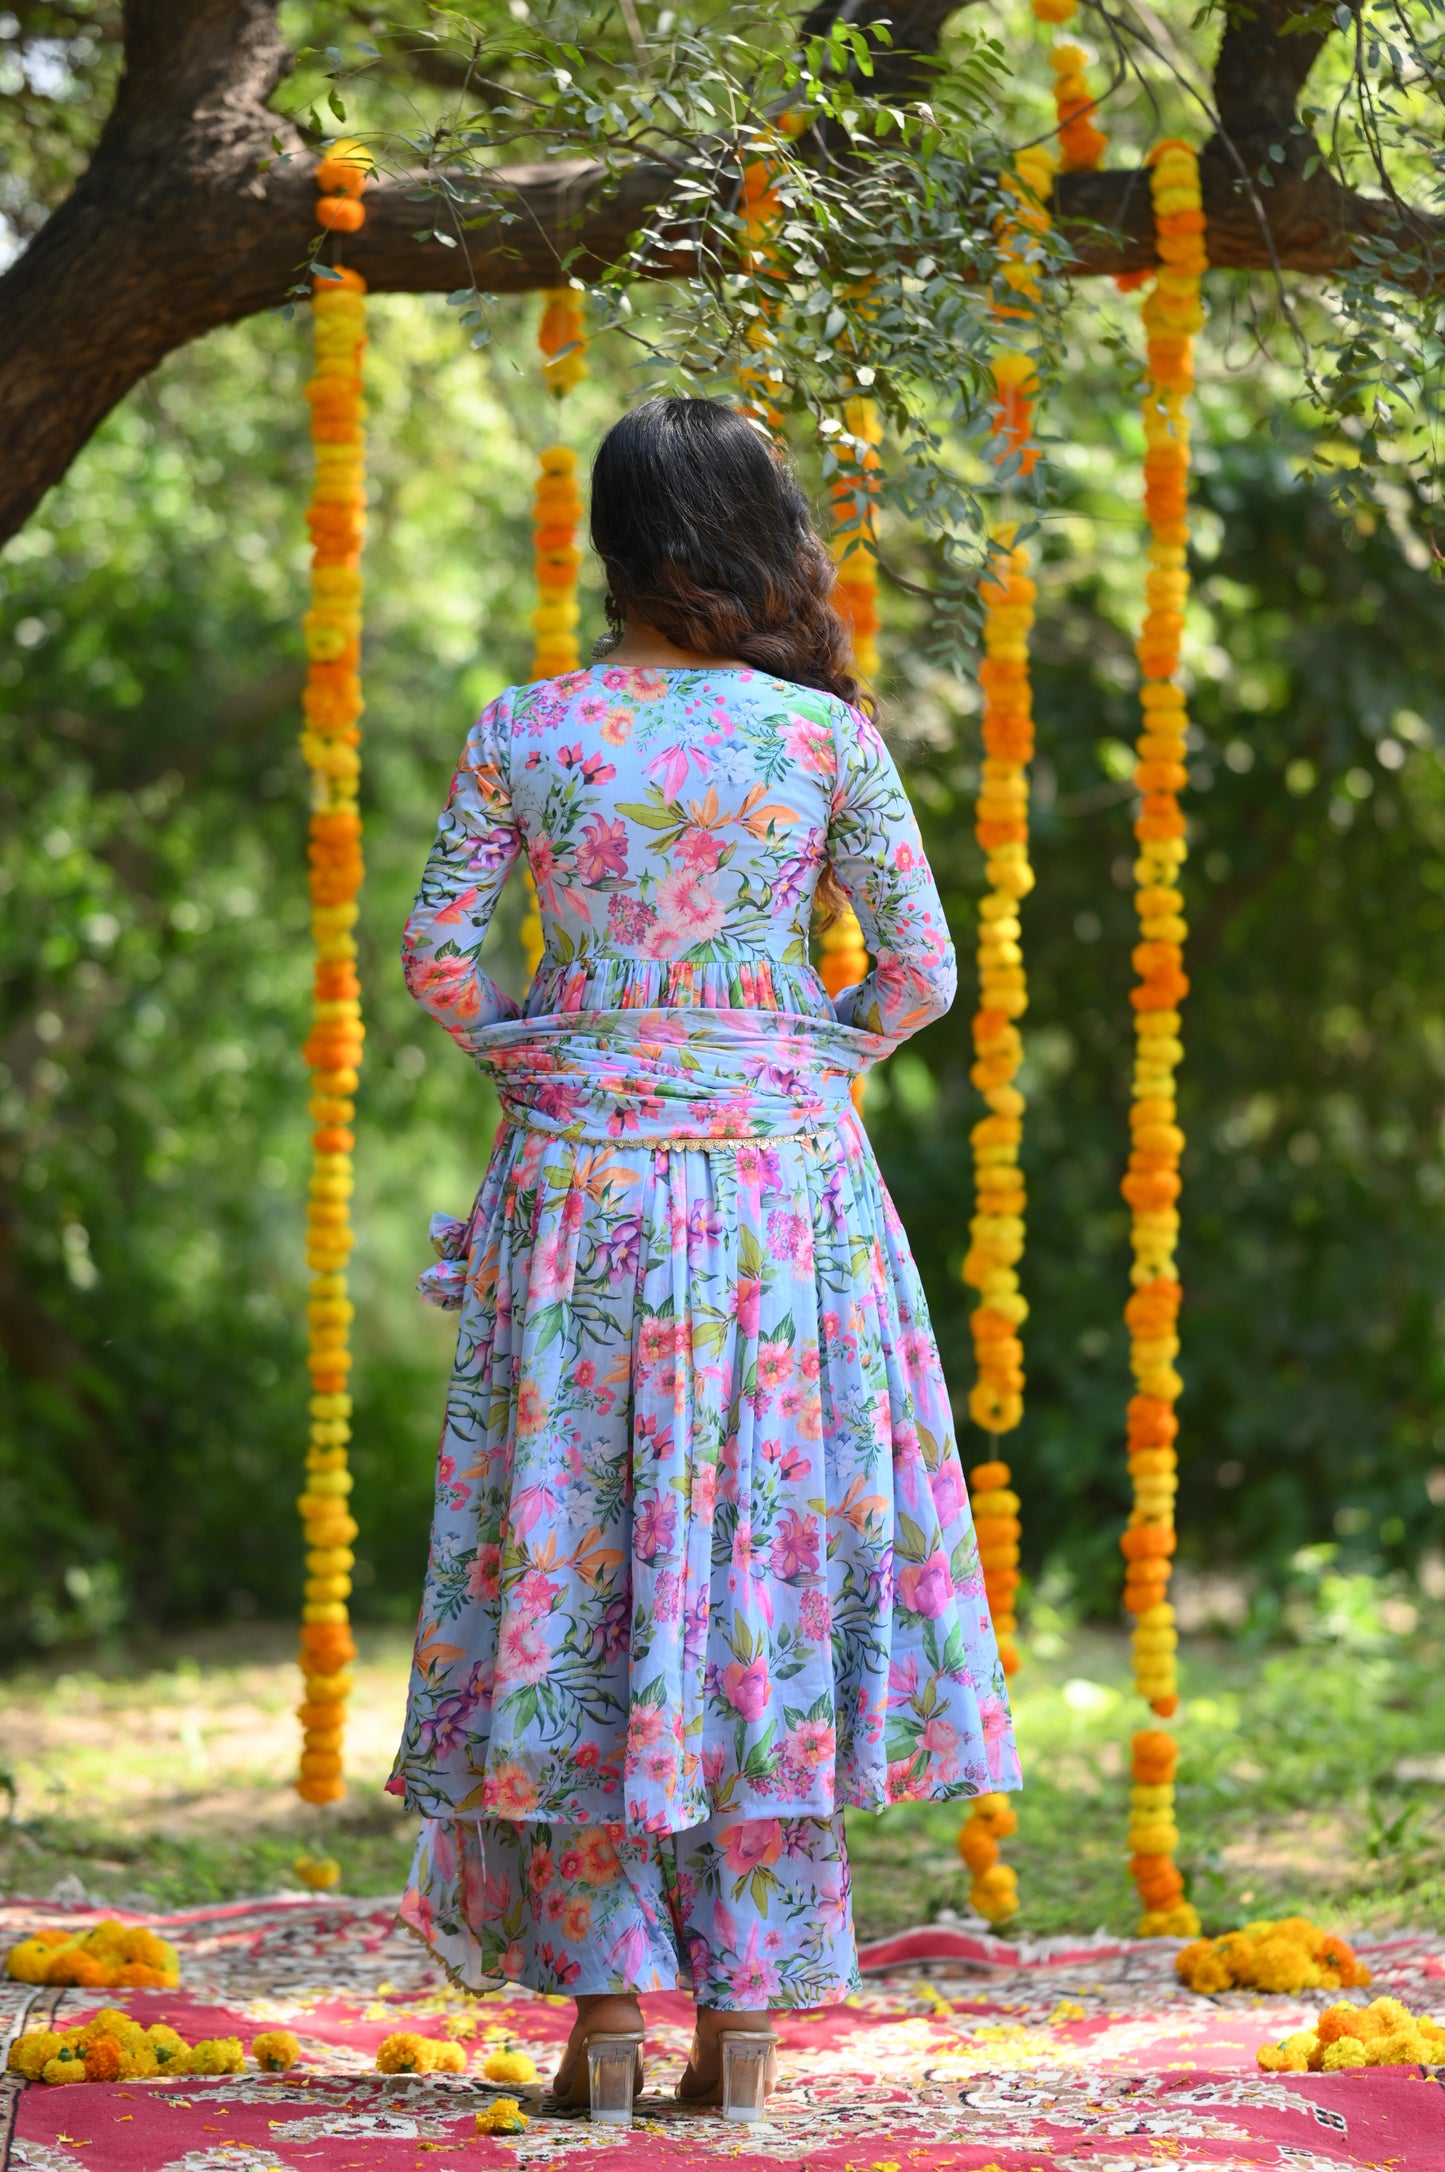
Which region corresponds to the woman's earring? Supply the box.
[592,591,624,659]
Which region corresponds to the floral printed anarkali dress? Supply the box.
[389,664,1020,2004]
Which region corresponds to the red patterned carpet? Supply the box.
[3,1896,1444,2170]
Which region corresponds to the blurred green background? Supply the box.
[2,283,1444,1662]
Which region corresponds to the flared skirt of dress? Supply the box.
[388,1106,1020,1838]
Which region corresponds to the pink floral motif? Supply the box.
[577,814,629,884]
[720,1655,771,1722]
[497,1616,552,1685]
[895,1549,954,1620]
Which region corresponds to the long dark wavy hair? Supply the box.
[589,395,868,715]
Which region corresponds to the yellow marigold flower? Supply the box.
[1175,1941,1233,1995]
[1322,2037,1369,2070]
[7,2031,64,2079]
[119,1927,180,1974]
[7,1936,63,1984]
[146,2023,187,2064]
[483,2045,539,2084]
[476,2097,530,2134]
[293,1854,342,1890]
[1371,2028,1426,2065]
[41,2053,91,2085]
[253,2030,302,2071]
[184,2037,246,2076]
[376,2032,436,2074]
[77,2008,145,2051]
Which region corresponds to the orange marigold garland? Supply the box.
[830,394,882,685]
[294,139,373,1811]
[1032,0,1108,171]
[817,904,869,1115]
[738,138,788,438]
[531,288,587,681]
[523,288,588,972]
[955,141,1053,1927]
[1120,140,1206,1939]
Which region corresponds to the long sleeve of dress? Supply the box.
[402,693,524,1052]
[826,702,957,1040]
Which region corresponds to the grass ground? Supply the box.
[1,1610,1442,1942]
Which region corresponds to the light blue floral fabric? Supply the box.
[388,665,1020,1861]
[400,1811,859,2006]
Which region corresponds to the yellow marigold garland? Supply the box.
[294,139,374,1811]
[1119,140,1205,1940]
[955,139,1053,1927]
[1258,1998,1444,2073]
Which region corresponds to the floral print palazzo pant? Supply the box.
[388,665,1021,2005]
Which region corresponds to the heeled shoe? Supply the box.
[551,2029,645,2125]
[676,2028,779,2121]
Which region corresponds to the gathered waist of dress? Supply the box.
[524,951,838,1022]
[469,1001,893,1147]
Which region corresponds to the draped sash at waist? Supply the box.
[467,1004,894,1145]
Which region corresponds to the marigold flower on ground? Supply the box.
[253,2030,302,2071]
[375,2032,467,2075]
[1257,1994,1443,2071]
[483,2044,539,2084]
[1181,1918,1371,1996]
[476,2096,531,2133]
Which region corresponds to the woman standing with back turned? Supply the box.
[388,397,1020,2123]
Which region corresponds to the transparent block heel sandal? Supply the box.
[676,2028,778,2120]
[718,2031,776,2122]
[583,2032,645,2126]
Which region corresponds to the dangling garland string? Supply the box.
[294,140,374,1828]
[531,287,587,680]
[1034,0,1109,172]
[831,394,882,686]
[735,123,875,1101]
[521,287,589,978]
[1120,138,1206,1942]
[738,135,789,439]
[956,131,1054,1928]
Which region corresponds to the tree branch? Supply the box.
[0,0,1440,550]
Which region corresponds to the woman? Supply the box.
[388,396,1020,2119]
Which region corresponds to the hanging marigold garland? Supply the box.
[830,394,882,686]
[738,137,788,439]
[955,135,1054,1928]
[1120,139,1206,1940]
[521,288,589,978]
[732,123,876,1099]
[1033,0,1109,172]
[294,140,373,1816]
[531,287,587,682]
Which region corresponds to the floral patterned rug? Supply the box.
[2,1896,1443,2170]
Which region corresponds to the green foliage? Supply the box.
[0,297,593,1650]
[871,359,1445,1607]
[2,294,1444,1652]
